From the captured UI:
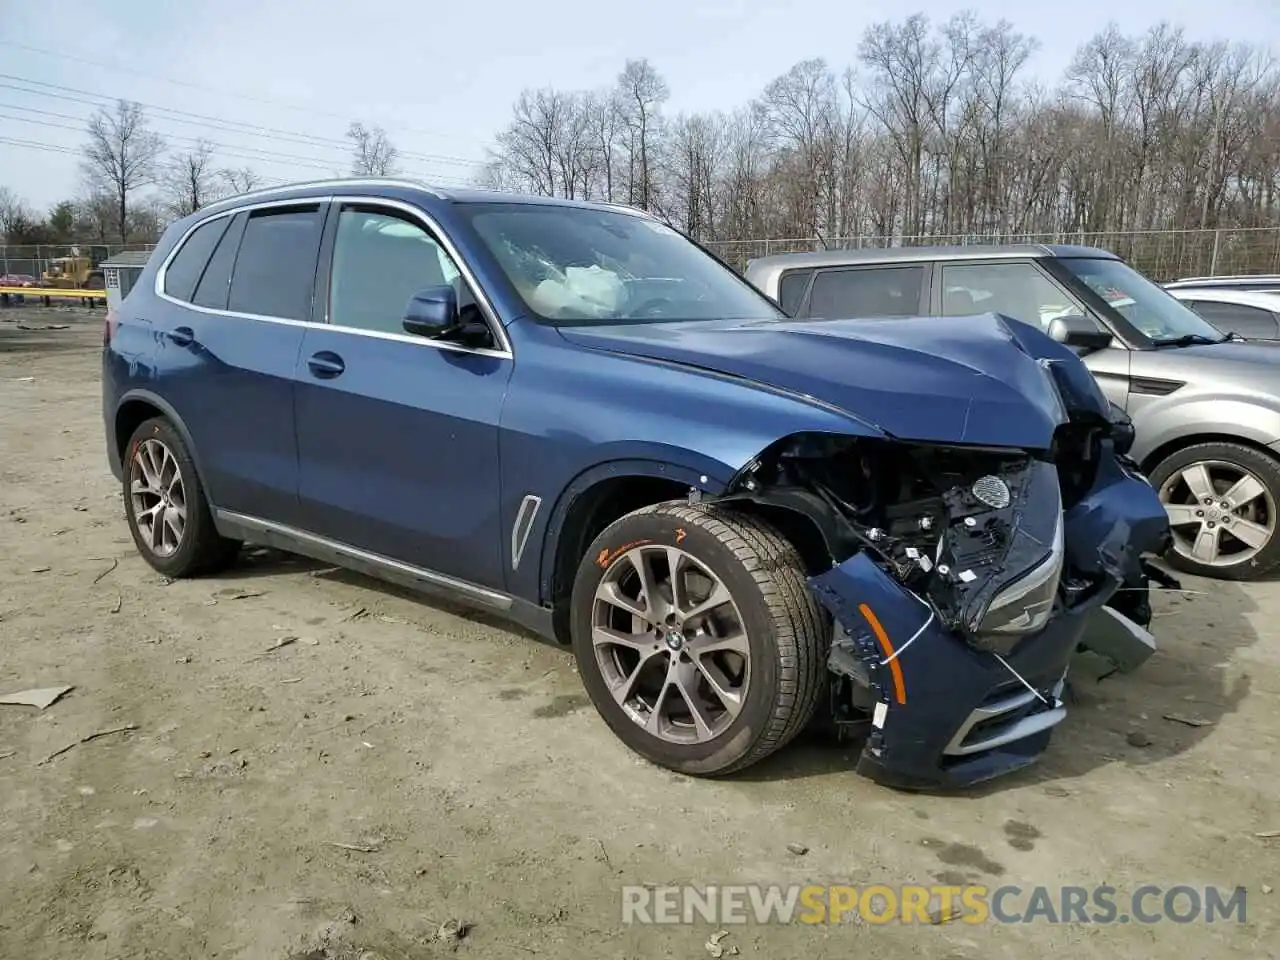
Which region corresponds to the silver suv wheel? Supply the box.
[1159,459,1276,568]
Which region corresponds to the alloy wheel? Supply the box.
[1159,459,1276,568]
[129,438,187,558]
[591,544,749,744]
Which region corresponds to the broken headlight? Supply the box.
[932,459,1066,653]
[976,505,1064,637]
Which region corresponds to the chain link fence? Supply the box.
[0,243,157,284]
[704,227,1280,281]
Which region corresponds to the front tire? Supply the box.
[569,502,828,777]
[1149,441,1280,580]
[123,417,241,578]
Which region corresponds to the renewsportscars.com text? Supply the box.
[621,884,1248,925]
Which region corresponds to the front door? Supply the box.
[934,259,1132,409]
[293,201,513,590]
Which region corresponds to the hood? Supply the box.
[1131,337,1280,386]
[558,313,1076,449]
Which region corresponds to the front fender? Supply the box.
[1132,393,1280,467]
[532,457,720,603]
[497,319,883,603]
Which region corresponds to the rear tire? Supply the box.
[1149,441,1280,580]
[570,501,828,776]
[123,417,241,578]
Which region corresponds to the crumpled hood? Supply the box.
[558,313,1076,448]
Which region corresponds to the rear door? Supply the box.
[930,258,1132,409]
[155,201,325,525]
[292,199,513,590]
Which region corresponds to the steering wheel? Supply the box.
[629,297,673,319]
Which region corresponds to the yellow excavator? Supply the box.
[41,255,105,289]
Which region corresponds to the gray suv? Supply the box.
[745,245,1280,581]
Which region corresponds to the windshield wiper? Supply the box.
[1151,333,1227,348]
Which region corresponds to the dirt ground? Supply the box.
[1,304,1276,960]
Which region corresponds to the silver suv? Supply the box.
[745,245,1280,581]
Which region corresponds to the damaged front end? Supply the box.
[718,379,1173,790]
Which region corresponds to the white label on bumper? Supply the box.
[872,701,888,728]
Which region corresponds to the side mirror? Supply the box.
[1048,314,1113,352]
[402,285,458,338]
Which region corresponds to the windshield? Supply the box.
[456,202,784,325]
[1059,257,1225,344]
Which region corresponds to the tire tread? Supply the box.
[619,501,828,775]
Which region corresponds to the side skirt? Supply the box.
[214,509,557,642]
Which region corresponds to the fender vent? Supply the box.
[1130,377,1184,397]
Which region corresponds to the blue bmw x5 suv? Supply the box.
[104,179,1172,790]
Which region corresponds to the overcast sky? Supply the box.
[1,0,1276,211]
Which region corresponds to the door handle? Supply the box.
[307,351,345,379]
[167,326,195,347]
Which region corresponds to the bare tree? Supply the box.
[616,59,669,210]
[0,186,31,240]
[479,18,1280,277]
[162,140,223,217]
[81,99,165,245]
[220,167,262,195]
[346,122,399,176]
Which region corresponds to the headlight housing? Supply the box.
[977,506,1064,637]
[928,459,1066,653]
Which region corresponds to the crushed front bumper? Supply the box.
[808,460,1170,792]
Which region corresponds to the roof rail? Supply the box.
[1169,274,1280,284]
[205,177,449,210]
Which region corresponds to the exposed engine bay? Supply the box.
[723,421,1170,632]
[712,405,1176,789]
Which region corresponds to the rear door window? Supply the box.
[1187,300,1280,339]
[227,205,325,321]
[807,266,925,319]
[940,261,1088,332]
[163,216,231,301]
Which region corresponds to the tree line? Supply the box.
[481,16,1280,246]
[0,107,399,248]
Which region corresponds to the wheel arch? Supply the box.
[538,459,735,644]
[114,390,211,497]
[1140,432,1280,479]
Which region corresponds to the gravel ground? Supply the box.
[1,306,1276,959]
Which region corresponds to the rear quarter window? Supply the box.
[163,217,231,302]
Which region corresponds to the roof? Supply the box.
[99,250,154,268]
[1167,287,1280,308]
[193,177,652,219]
[1165,274,1280,289]
[747,243,1118,272]
[742,243,1120,293]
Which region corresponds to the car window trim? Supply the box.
[154,195,513,361]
